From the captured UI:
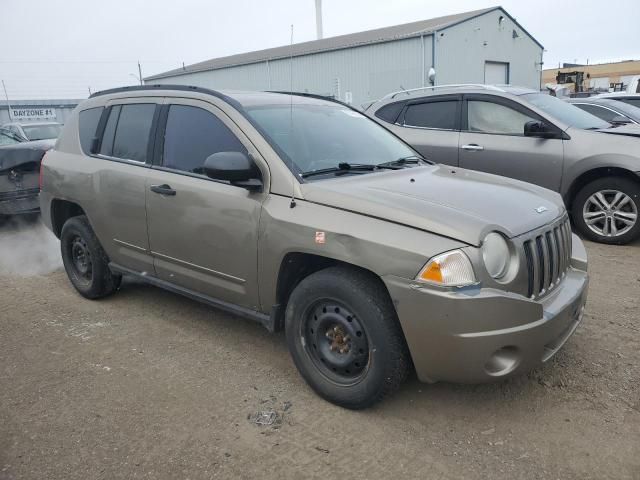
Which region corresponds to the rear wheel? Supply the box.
[572,177,640,244]
[60,215,121,299]
[285,266,409,409]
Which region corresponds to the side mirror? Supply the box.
[524,120,557,139]
[203,151,263,191]
[610,115,631,126]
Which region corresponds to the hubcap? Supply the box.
[302,301,370,384]
[583,190,637,237]
[70,236,92,281]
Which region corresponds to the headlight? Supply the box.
[482,232,510,279]
[416,250,476,286]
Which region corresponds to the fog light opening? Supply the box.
[485,346,521,377]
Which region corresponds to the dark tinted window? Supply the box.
[573,104,620,123]
[78,107,104,154]
[162,105,246,174]
[403,101,457,129]
[375,102,405,123]
[99,105,121,157]
[111,104,156,162]
[619,98,640,109]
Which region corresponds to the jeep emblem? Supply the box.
[535,206,548,214]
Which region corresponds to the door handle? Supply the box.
[150,184,176,196]
[460,144,484,152]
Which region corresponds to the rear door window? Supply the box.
[78,107,104,154]
[111,104,156,162]
[403,100,458,130]
[162,105,246,175]
[99,106,121,157]
[573,103,617,122]
[99,104,155,162]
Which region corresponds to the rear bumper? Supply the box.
[0,189,40,215]
[383,238,589,384]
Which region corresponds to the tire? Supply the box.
[60,215,121,299]
[285,266,410,409]
[571,177,640,245]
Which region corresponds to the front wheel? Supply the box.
[572,177,640,245]
[285,266,410,409]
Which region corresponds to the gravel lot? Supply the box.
[1,217,638,480]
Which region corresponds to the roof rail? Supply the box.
[383,84,507,99]
[267,90,361,110]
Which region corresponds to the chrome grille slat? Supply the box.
[523,218,572,299]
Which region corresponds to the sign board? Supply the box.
[10,107,57,121]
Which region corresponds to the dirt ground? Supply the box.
[0,218,638,480]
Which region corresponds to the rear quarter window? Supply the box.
[78,107,104,154]
[374,102,405,124]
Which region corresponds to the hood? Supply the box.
[301,165,565,246]
[0,139,55,172]
[595,124,640,137]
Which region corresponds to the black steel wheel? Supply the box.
[69,235,93,284]
[302,300,370,385]
[285,266,410,409]
[60,215,121,299]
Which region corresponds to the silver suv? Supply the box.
[40,85,588,409]
[366,85,640,244]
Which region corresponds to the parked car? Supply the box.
[366,84,640,244]
[594,92,640,110]
[40,85,589,409]
[567,97,640,125]
[1,121,63,141]
[0,139,54,217]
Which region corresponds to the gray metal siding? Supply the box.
[151,37,433,107]
[434,9,543,89]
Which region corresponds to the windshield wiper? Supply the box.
[377,155,430,168]
[301,162,398,179]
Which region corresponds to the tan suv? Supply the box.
[40,85,589,409]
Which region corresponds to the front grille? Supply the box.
[523,218,572,298]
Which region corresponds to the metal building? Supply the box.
[145,7,544,107]
[0,99,82,125]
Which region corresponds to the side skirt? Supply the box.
[109,263,275,332]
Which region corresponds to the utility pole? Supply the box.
[137,61,143,85]
[315,0,323,39]
[2,80,13,121]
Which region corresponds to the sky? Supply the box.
[1,0,639,100]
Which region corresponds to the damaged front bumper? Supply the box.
[384,234,589,384]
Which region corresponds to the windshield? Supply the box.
[522,93,610,130]
[22,124,62,140]
[245,104,418,178]
[0,130,22,145]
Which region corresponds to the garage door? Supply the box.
[484,61,509,85]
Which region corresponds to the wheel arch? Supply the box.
[564,166,640,210]
[272,252,394,332]
[50,199,86,238]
